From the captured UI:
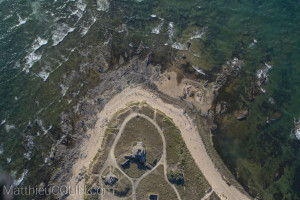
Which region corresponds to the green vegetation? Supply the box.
[83,174,101,200]
[90,132,115,174]
[156,111,210,200]
[167,170,184,185]
[208,192,222,200]
[136,165,178,200]
[84,104,212,200]
[115,116,163,178]
[140,105,155,119]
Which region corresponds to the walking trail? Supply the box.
[67,86,251,200]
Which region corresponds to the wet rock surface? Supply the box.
[47,46,162,195]
[216,58,243,89]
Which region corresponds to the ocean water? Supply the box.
[0,0,299,199]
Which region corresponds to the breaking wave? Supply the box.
[52,23,75,46]
[23,37,48,73]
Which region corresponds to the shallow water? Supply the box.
[0,0,299,199]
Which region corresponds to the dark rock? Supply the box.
[187,41,191,51]
[50,147,56,161]
[216,58,243,88]
[189,91,195,97]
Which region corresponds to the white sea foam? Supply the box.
[23,37,48,73]
[294,119,300,140]
[97,0,110,11]
[37,70,50,81]
[192,66,207,75]
[265,63,273,70]
[60,84,69,97]
[14,169,28,186]
[3,14,13,21]
[37,119,52,135]
[23,52,42,73]
[151,22,164,34]
[81,17,97,37]
[5,124,15,132]
[23,151,32,160]
[171,42,186,50]
[260,87,266,93]
[32,37,48,51]
[14,61,21,69]
[168,22,175,41]
[190,30,205,40]
[52,23,75,46]
[16,14,27,27]
[151,14,157,18]
[296,129,300,140]
[71,0,87,19]
[256,63,273,80]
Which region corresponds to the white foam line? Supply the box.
[52,23,75,46]
[295,119,300,140]
[5,124,16,132]
[151,22,164,34]
[171,42,186,50]
[192,65,207,75]
[81,17,97,37]
[14,169,28,186]
[60,84,69,97]
[23,37,48,73]
[190,30,205,40]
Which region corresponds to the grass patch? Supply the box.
[156,111,211,200]
[83,174,101,200]
[208,192,222,200]
[140,105,155,119]
[136,165,178,200]
[101,167,132,198]
[115,116,163,178]
[90,133,116,174]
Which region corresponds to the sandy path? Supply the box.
[67,86,251,200]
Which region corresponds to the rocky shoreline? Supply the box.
[42,44,254,199]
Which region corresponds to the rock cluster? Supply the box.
[216,58,243,88]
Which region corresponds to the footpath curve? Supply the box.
[67,86,251,200]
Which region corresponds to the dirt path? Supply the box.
[100,112,181,200]
[67,86,251,200]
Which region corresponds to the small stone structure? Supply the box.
[148,193,159,200]
[102,171,118,185]
[132,142,146,163]
[124,142,146,163]
[122,142,151,169]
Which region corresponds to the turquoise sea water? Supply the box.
[0,0,299,199]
